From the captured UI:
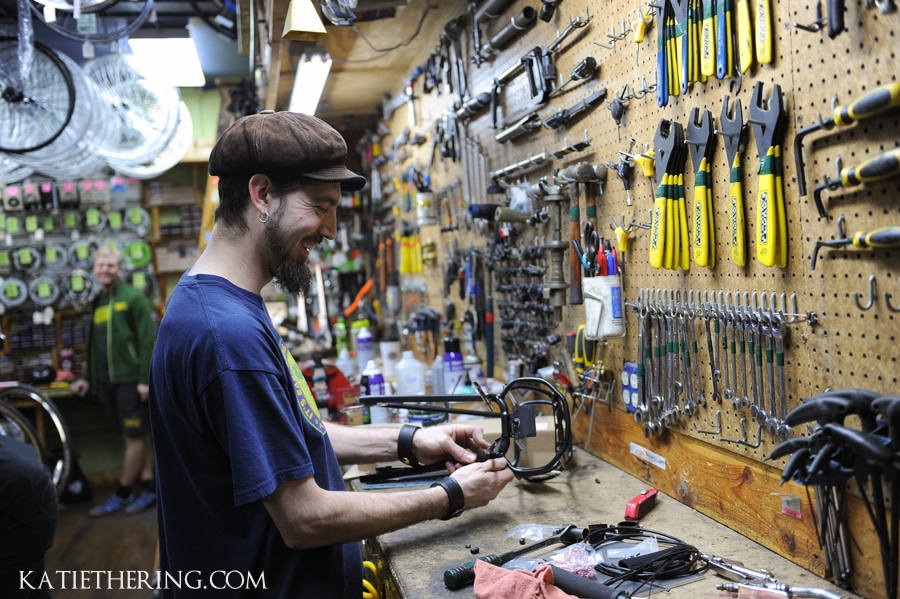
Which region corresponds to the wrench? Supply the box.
[703,291,723,403]
[771,310,790,439]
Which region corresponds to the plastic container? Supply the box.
[442,336,464,394]
[335,348,356,381]
[356,325,375,375]
[361,360,390,424]
[394,351,426,395]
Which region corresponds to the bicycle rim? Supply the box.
[85,53,181,165]
[28,0,155,45]
[0,385,73,493]
[109,100,192,178]
[0,399,50,482]
[0,37,75,154]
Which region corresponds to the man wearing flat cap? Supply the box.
[149,111,512,598]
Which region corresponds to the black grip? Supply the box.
[550,566,627,598]
[443,553,509,590]
[858,226,900,249]
[826,0,844,39]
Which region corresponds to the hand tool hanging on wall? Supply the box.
[685,107,716,268]
[607,140,636,206]
[813,147,900,217]
[755,0,773,63]
[826,0,845,38]
[748,81,787,267]
[560,162,597,305]
[543,88,609,130]
[716,96,747,266]
[700,0,717,79]
[810,214,900,269]
[734,0,753,72]
[549,56,599,98]
[716,0,734,78]
[649,119,689,270]
[793,82,900,196]
[480,6,538,56]
[522,46,557,106]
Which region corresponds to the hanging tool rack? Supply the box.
[367,1,899,596]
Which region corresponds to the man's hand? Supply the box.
[69,379,89,397]
[137,383,149,402]
[412,424,493,468]
[450,457,514,510]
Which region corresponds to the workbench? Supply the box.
[356,448,861,599]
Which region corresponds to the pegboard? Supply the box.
[372,1,898,595]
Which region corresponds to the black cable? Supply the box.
[586,524,707,596]
[342,3,439,59]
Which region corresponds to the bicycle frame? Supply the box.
[359,376,572,479]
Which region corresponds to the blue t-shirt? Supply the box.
[149,274,362,598]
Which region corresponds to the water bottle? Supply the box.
[356,325,375,375]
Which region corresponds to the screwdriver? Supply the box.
[549,56,598,98]
[813,147,900,217]
[794,81,900,196]
[543,88,608,129]
[810,224,900,270]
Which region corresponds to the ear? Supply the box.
[248,174,273,216]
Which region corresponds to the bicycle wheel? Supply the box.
[0,400,47,469]
[0,37,76,154]
[0,384,73,493]
[28,0,155,46]
[85,53,181,166]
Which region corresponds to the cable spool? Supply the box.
[42,243,70,274]
[68,241,96,270]
[83,207,108,232]
[0,277,29,308]
[60,211,81,232]
[123,207,151,236]
[107,210,124,232]
[29,276,61,308]
[123,239,153,269]
[64,269,96,308]
[125,269,158,300]
[12,246,43,275]
[0,249,12,276]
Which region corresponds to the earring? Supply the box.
[258,211,269,224]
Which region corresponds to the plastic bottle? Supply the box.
[333,317,349,353]
[335,348,356,381]
[442,336,464,394]
[394,351,426,396]
[430,354,445,395]
[356,325,375,375]
[361,360,389,424]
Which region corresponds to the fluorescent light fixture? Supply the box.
[128,38,206,88]
[289,53,332,115]
[282,0,327,42]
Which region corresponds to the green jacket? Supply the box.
[85,280,155,386]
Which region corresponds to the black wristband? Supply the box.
[397,424,419,466]
[431,477,465,520]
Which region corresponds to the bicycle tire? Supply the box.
[0,400,49,475]
[0,37,76,154]
[0,384,73,493]
[28,0,155,46]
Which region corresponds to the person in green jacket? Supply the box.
[70,243,156,516]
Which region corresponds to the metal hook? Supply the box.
[854,274,877,311]
[885,279,900,313]
[793,0,825,31]
[697,409,722,435]
[720,417,763,448]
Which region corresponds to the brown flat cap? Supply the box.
[208,110,366,192]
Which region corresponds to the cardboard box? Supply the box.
[461,414,558,470]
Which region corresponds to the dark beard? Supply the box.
[265,213,313,298]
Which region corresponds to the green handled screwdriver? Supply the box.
[794,81,900,196]
[813,147,900,217]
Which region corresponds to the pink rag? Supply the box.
[473,560,580,599]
